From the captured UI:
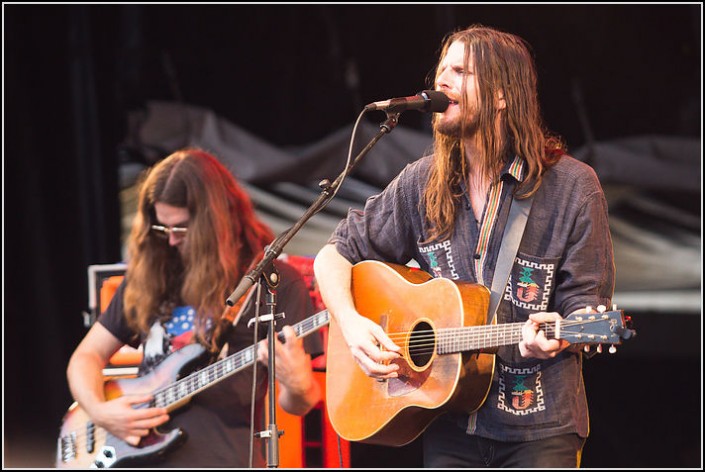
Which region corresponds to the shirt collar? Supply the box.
[500,155,527,183]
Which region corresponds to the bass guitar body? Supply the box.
[58,308,332,468]
[57,343,208,468]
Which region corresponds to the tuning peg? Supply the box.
[597,305,606,313]
[596,344,602,354]
[609,345,617,354]
[583,345,591,353]
[585,305,593,313]
[612,304,618,311]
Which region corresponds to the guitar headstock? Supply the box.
[562,305,636,354]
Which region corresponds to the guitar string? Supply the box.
[59,425,109,456]
[149,315,329,401]
[60,344,268,452]
[380,318,609,340]
[59,355,257,452]
[381,319,604,340]
[379,319,613,355]
[62,317,605,447]
[62,318,331,450]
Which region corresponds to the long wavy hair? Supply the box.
[424,25,564,242]
[123,148,274,350]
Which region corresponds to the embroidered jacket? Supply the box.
[330,153,615,441]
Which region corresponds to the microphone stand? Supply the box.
[226,111,401,468]
[249,262,285,468]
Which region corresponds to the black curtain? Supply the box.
[3,4,701,468]
[5,5,122,440]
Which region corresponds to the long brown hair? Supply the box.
[124,148,274,349]
[424,25,564,241]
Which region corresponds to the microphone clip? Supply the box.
[247,311,285,329]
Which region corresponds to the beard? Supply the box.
[434,110,480,138]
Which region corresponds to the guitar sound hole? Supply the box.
[408,321,434,369]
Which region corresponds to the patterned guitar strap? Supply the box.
[465,194,534,435]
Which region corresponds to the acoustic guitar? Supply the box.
[56,309,330,468]
[326,260,633,446]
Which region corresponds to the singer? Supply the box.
[66,149,322,468]
[314,24,614,468]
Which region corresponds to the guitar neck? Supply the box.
[437,321,554,354]
[152,310,329,409]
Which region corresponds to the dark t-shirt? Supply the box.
[99,260,324,467]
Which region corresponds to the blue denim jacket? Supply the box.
[330,153,615,441]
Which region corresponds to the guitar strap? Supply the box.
[487,194,534,324]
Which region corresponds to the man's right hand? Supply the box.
[313,245,401,378]
[337,309,401,379]
[90,394,170,446]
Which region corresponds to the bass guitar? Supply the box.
[326,260,634,446]
[56,309,330,468]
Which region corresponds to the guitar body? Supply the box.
[326,260,494,446]
[56,343,209,468]
[58,309,332,468]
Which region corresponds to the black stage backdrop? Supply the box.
[4,4,701,468]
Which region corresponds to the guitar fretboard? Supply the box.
[437,321,557,354]
[152,310,329,408]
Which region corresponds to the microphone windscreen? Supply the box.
[419,90,450,112]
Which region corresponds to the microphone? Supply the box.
[364,90,450,114]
